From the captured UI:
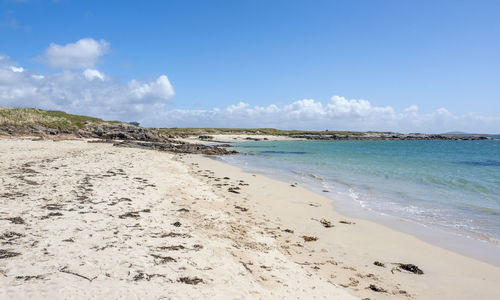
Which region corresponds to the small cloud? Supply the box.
[10,66,24,72]
[129,75,175,100]
[436,107,450,115]
[41,38,110,69]
[404,105,419,113]
[83,69,104,81]
[31,75,44,80]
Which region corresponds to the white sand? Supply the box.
[176,134,302,144]
[0,139,354,299]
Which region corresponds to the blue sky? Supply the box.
[1,0,499,132]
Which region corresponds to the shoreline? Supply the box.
[217,153,500,267]
[183,153,500,299]
[1,138,499,299]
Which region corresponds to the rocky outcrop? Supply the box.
[111,140,237,155]
[77,123,168,142]
[1,122,237,155]
[0,122,167,142]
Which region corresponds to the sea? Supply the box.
[219,139,500,265]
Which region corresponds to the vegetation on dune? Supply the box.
[0,108,111,130]
[159,127,367,136]
[0,108,368,136]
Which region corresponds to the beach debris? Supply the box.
[228,187,240,194]
[133,272,168,281]
[41,212,63,219]
[223,177,230,180]
[311,218,334,228]
[234,205,248,212]
[119,209,150,219]
[0,249,21,259]
[283,229,294,233]
[240,261,253,274]
[108,197,132,206]
[15,275,45,281]
[157,245,185,251]
[1,231,24,241]
[119,211,140,219]
[133,271,147,281]
[373,261,385,267]
[178,276,204,285]
[41,203,64,210]
[172,221,182,227]
[339,220,354,224]
[302,235,318,242]
[152,232,191,238]
[290,184,296,187]
[177,208,190,212]
[344,277,360,287]
[320,218,333,228]
[368,284,387,293]
[3,217,25,224]
[397,263,424,275]
[62,238,75,243]
[59,266,96,282]
[151,254,176,264]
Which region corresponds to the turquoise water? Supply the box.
[221,140,500,247]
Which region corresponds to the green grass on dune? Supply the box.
[0,108,106,130]
[0,108,372,136]
[159,127,367,136]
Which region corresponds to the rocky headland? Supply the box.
[0,108,237,155]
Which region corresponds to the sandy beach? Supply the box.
[175,134,304,145]
[1,138,499,299]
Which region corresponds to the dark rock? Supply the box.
[199,135,213,140]
[112,140,237,155]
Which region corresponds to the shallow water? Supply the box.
[221,140,500,255]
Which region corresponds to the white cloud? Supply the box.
[129,75,175,100]
[83,69,105,81]
[0,55,174,122]
[151,97,500,133]
[10,66,24,73]
[42,38,110,69]
[1,55,499,133]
